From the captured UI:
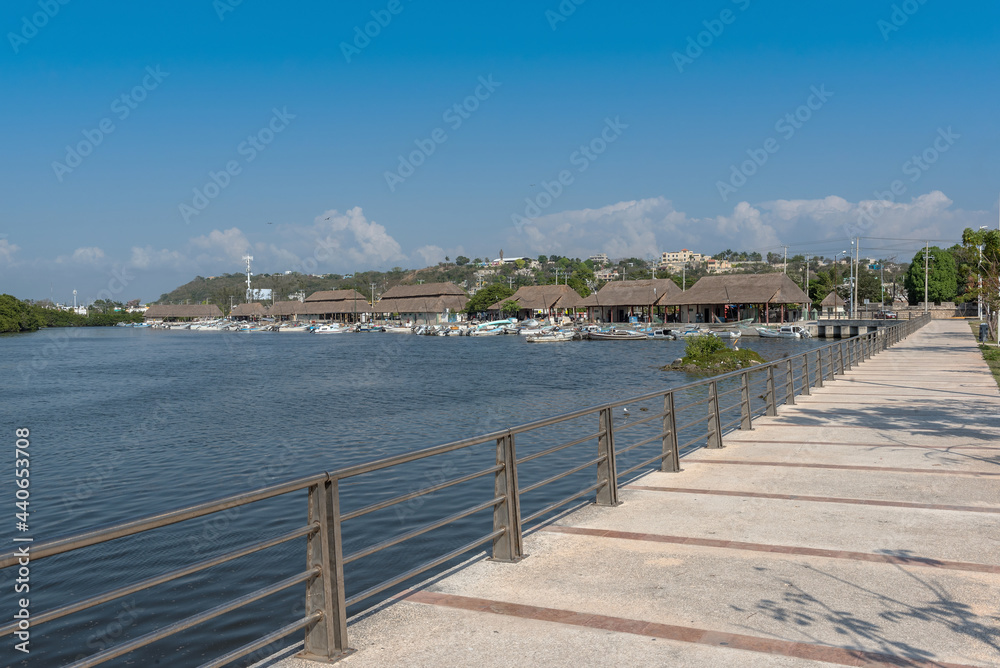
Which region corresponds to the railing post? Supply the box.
[707,380,724,448]
[815,350,824,388]
[844,340,852,371]
[784,359,795,406]
[765,365,777,416]
[661,392,681,472]
[492,431,523,562]
[301,479,351,662]
[801,354,811,395]
[739,371,753,430]
[596,407,620,505]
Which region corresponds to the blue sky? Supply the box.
[1,0,998,302]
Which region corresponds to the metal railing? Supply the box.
[0,315,930,666]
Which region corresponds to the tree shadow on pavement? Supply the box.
[733,553,1000,666]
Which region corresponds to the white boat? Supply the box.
[525,331,575,343]
[312,324,347,334]
[469,327,504,336]
[649,329,678,340]
[277,323,311,332]
[712,329,742,340]
[588,329,648,341]
[384,326,414,334]
[756,325,810,339]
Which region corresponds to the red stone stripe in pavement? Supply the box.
[685,459,1000,477]
[406,590,983,668]
[539,525,1000,575]
[725,439,1000,451]
[628,485,1000,514]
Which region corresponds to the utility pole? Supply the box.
[849,240,855,319]
[923,242,929,314]
[682,263,686,291]
[880,261,884,306]
[805,254,810,321]
[853,238,860,318]
[782,245,788,275]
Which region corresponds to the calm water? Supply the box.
[0,328,826,666]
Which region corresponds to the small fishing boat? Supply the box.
[312,324,347,334]
[588,329,648,341]
[525,331,575,343]
[756,325,810,339]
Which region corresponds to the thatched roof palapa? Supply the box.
[230,302,267,317]
[144,304,223,319]
[304,289,369,303]
[375,282,468,314]
[578,279,681,308]
[266,301,310,316]
[662,274,809,307]
[487,284,582,311]
[820,291,845,308]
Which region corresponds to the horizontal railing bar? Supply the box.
[675,415,710,433]
[198,613,321,668]
[517,430,604,464]
[343,497,503,565]
[720,401,743,414]
[0,474,329,568]
[345,529,504,608]
[520,455,606,495]
[678,434,707,450]
[522,480,607,526]
[0,523,317,637]
[715,386,743,399]
[616,432,667,456]
[614,411,664,432]
[342,465,503,521]
[333,432,508,481]
[66,569,319,668]
[674,395,713,411]
[720,416,743,431]
[618,451,670,479]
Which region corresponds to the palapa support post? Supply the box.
[492,430,523,562]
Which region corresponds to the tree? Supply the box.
[500,300,519,316]
[903,247,958,305]
[463,284,514,315]
[455,256,470,266]
[537,255,548,264]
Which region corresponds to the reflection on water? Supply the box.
[0,328,827,666]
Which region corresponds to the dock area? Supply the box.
[278,319,1000,667]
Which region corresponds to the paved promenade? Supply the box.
[282,320,1000,667]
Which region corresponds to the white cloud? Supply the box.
[510,191,989,259]
[56,246,106,265]
[309,207,406,268]
[189,227,252,264]
[0,239,20,266]
[128,245,188,271]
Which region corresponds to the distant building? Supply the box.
[588,253,609,265]
[594,268,620,281]
[705,258,733,274]
[230,302,267,321]
[658,249,707,270]
[820,291,846,318]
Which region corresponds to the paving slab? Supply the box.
[276,320,1000,668]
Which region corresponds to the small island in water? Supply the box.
[663,334,765,374]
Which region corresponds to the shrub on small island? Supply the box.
[662,334,765,374]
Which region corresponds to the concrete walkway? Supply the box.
[280,320,1000,667]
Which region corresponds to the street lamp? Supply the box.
[978,225,988,321]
